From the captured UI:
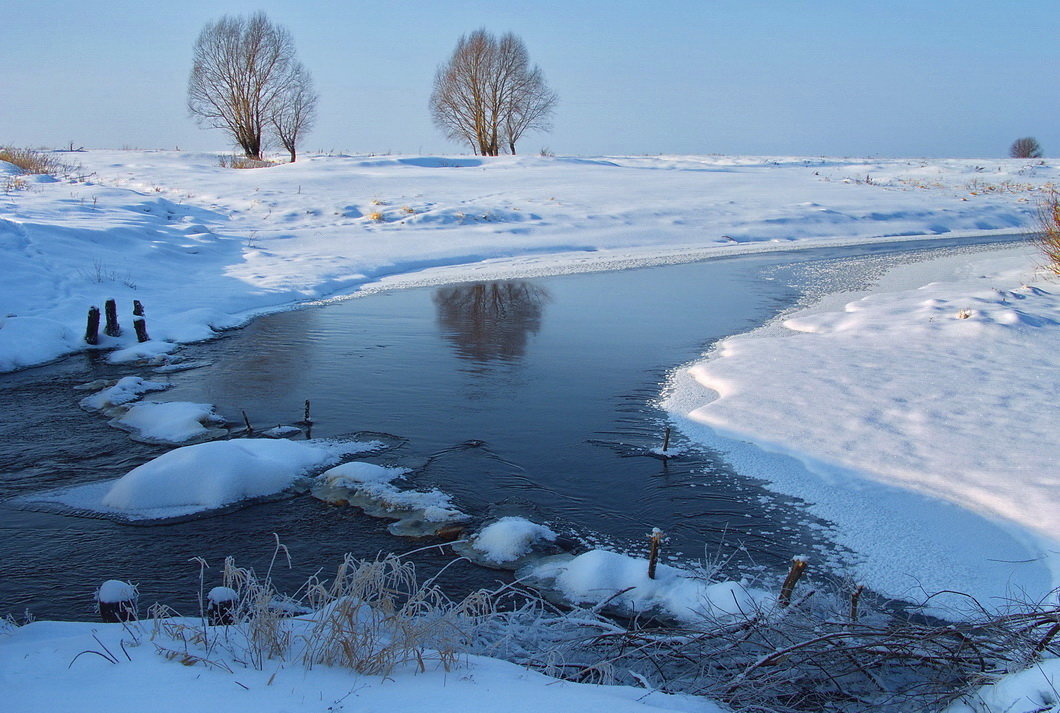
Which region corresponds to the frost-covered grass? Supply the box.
[5,543,1059,713]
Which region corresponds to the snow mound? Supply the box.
[524,549,765,622]
[17,438,379,521]
[468,517,558,565]
[102,439,358,512]
[108,400,226,444]
[313,462,468,536]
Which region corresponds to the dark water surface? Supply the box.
[0,236,1021,620]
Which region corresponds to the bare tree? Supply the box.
[430,30,556,156]
[271,62,317,162]
[1010,136,1043,159]
[188,12,303,160]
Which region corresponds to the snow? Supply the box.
[470,516,558,564]
[78,375,169,411]
[1,151,1053,373]
[662,245,1060,610]
[109,399,223,443]
[316,462,466,524]
[944,659,1060,713]
[96,580,136,604]
[526,549,766,622]
[22,438,377,521]
[207,586,237,604]
[0,618,721,713]
[4,149,1060,706]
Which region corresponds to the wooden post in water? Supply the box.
[779,557,808,607]
[647,528,664,580]
[84,306,100,345]
[849,584,865,622]
[104,298,120,337]
[662,427,671,453]
[207,586,238,626]
[303,399,312,424]
[132,300,150,342]
[242,409,254,436]
[97,580,137,623]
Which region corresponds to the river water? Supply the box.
[0,236,1021,620]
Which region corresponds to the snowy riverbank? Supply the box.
[662,243,1059,611]
[1,150,1052,372]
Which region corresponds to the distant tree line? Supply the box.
[187,14,556,161]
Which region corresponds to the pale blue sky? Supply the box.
[4,1,1058,157]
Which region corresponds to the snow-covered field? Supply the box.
[0,150,1051,372]
[2,150,1058,712]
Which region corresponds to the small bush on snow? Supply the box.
[0,146,73,176]
[1035,191,1060,275]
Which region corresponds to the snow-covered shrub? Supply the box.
[0,146,72,176]
[1036,191,1060,275]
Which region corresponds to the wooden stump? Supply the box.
[104,299,120,337]
[97,580,137,622]
[133,316,149,343]
[84,306,100,345]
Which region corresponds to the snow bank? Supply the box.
[19,438,379,521]
[2,150,1050,373]
[663,246,1060,608]
[525,549,765,622]
[0,316,80,371]
[0,618,722,713]
[313,462,468,535]
[944,659,1060,713]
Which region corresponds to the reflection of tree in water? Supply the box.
[433,281,550,364]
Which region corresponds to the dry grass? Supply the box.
[1035,191,1060,275]
[367,211,384,222]
[0,146,73,176]
[166,546,501,677]
[217,154,273,169]
[117,542,1060,712]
